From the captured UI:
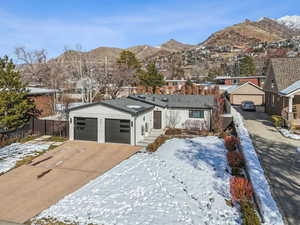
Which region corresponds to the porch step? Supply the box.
[136,130,164,147]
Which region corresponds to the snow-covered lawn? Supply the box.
[278,128,300,140]
[33,136,240,225]
[0,143,50,174]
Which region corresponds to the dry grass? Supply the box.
[27,217,101,225]
[46,136,67,142]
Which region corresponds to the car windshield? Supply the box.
[243,101,254,105]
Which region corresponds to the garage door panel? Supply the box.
[74,117,98,141]
[105,119,130,144]
[233,95,264,105]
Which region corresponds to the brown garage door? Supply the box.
[232,94,264,105]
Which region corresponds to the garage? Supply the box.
[105,119,131,144]
[74,117,98,141]
[228,82,265,106]
[232,94,264,105]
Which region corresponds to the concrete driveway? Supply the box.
[237,108,300,225]
[0,141,141,223]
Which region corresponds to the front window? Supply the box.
[189,110,204,119]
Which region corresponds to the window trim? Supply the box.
[189,109,205,119]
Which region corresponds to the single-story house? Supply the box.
[215,76,265,87]
[68,94,215,145]
[226,82,265,106]
[264,57,300,123]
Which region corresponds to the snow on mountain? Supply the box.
[277,16,300,30]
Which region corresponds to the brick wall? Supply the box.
[30,95,54,117]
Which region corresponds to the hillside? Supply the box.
[200,17,300,47]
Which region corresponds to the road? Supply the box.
[238,108,300,225]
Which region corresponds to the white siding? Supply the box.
[165,108,211,130]
[134,110,153,143]
[69,104,133,144]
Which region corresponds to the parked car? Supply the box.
[241,101,256,111]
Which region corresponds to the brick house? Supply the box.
[215,76,265,87]
[27,87,58,117]
[264,58,300,124]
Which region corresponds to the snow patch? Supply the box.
[278,128,300,140]
[33,136,240,225]
[277,15,300,30]
[0,143,50,173]
[232,108,284,225]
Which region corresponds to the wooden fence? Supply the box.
[0,118,69,142]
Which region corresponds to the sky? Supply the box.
[0,0,299,59]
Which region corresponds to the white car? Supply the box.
[241,101,256,111]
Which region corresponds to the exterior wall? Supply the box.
[224,78,260,86]
[165,108,211,130]
[69,104,134,144]
[135,110,153,143]
[30,95,54,117]
[265,91,286,116]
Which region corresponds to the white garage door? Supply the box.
[232,94,264,105]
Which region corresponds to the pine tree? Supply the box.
[137,62,165,93]
[0,56,37,130]
[239,56,256,76]
[117,50,140,70]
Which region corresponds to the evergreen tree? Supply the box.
[185,78,193,86]
[0,56,37,130]
[239,56,256,76]
[137,62,165,93]
[117,50,140,70]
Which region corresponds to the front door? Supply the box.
[153,111,162,129]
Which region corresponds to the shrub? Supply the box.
[230,177,253,202]
[231,167,244,177]
[227,151,244,168]
[240,201,261,225]
[224,136,239,151]
[271,115,283,128]
[147,135,171,152]
[165,128,182,135]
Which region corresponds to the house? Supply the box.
[27,87,58,117]
[264,57,300,123]
[67,94,215,145]
[215,76,265,87]
[226,82,265,106]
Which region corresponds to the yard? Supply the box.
[31,136,241,225]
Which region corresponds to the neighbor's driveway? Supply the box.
[237,108,300,225]
[0,141,141,223]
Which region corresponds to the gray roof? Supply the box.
[128,94,215,109]
[101,98,154,115]
[68,98,154,116]
[279,80,300,95]
[27,87,59,95]
[269,58,300,91]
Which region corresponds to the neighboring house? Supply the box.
[227,82,265,106]
[264,57,300,122]
[215,76,265,86]
[68,94,215,145]
[27,87,58,117]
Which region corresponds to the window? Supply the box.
[189,110,204,119]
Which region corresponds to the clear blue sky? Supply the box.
[1,0,299,58]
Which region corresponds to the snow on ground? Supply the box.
[278,128,300,140]
[232,108,284,225]
[0,143,50,173]
[34,136,240,225]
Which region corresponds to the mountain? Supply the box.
[160,39,195,51]
[56,39,195,64]
[200,17,300,48]
[277,15,300,31]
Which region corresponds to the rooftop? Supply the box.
[27,87,59,95]
[128,94,215,109]
[214,76,265,80]
[279,80,300,96]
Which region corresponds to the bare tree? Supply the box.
[15,47,50,85]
